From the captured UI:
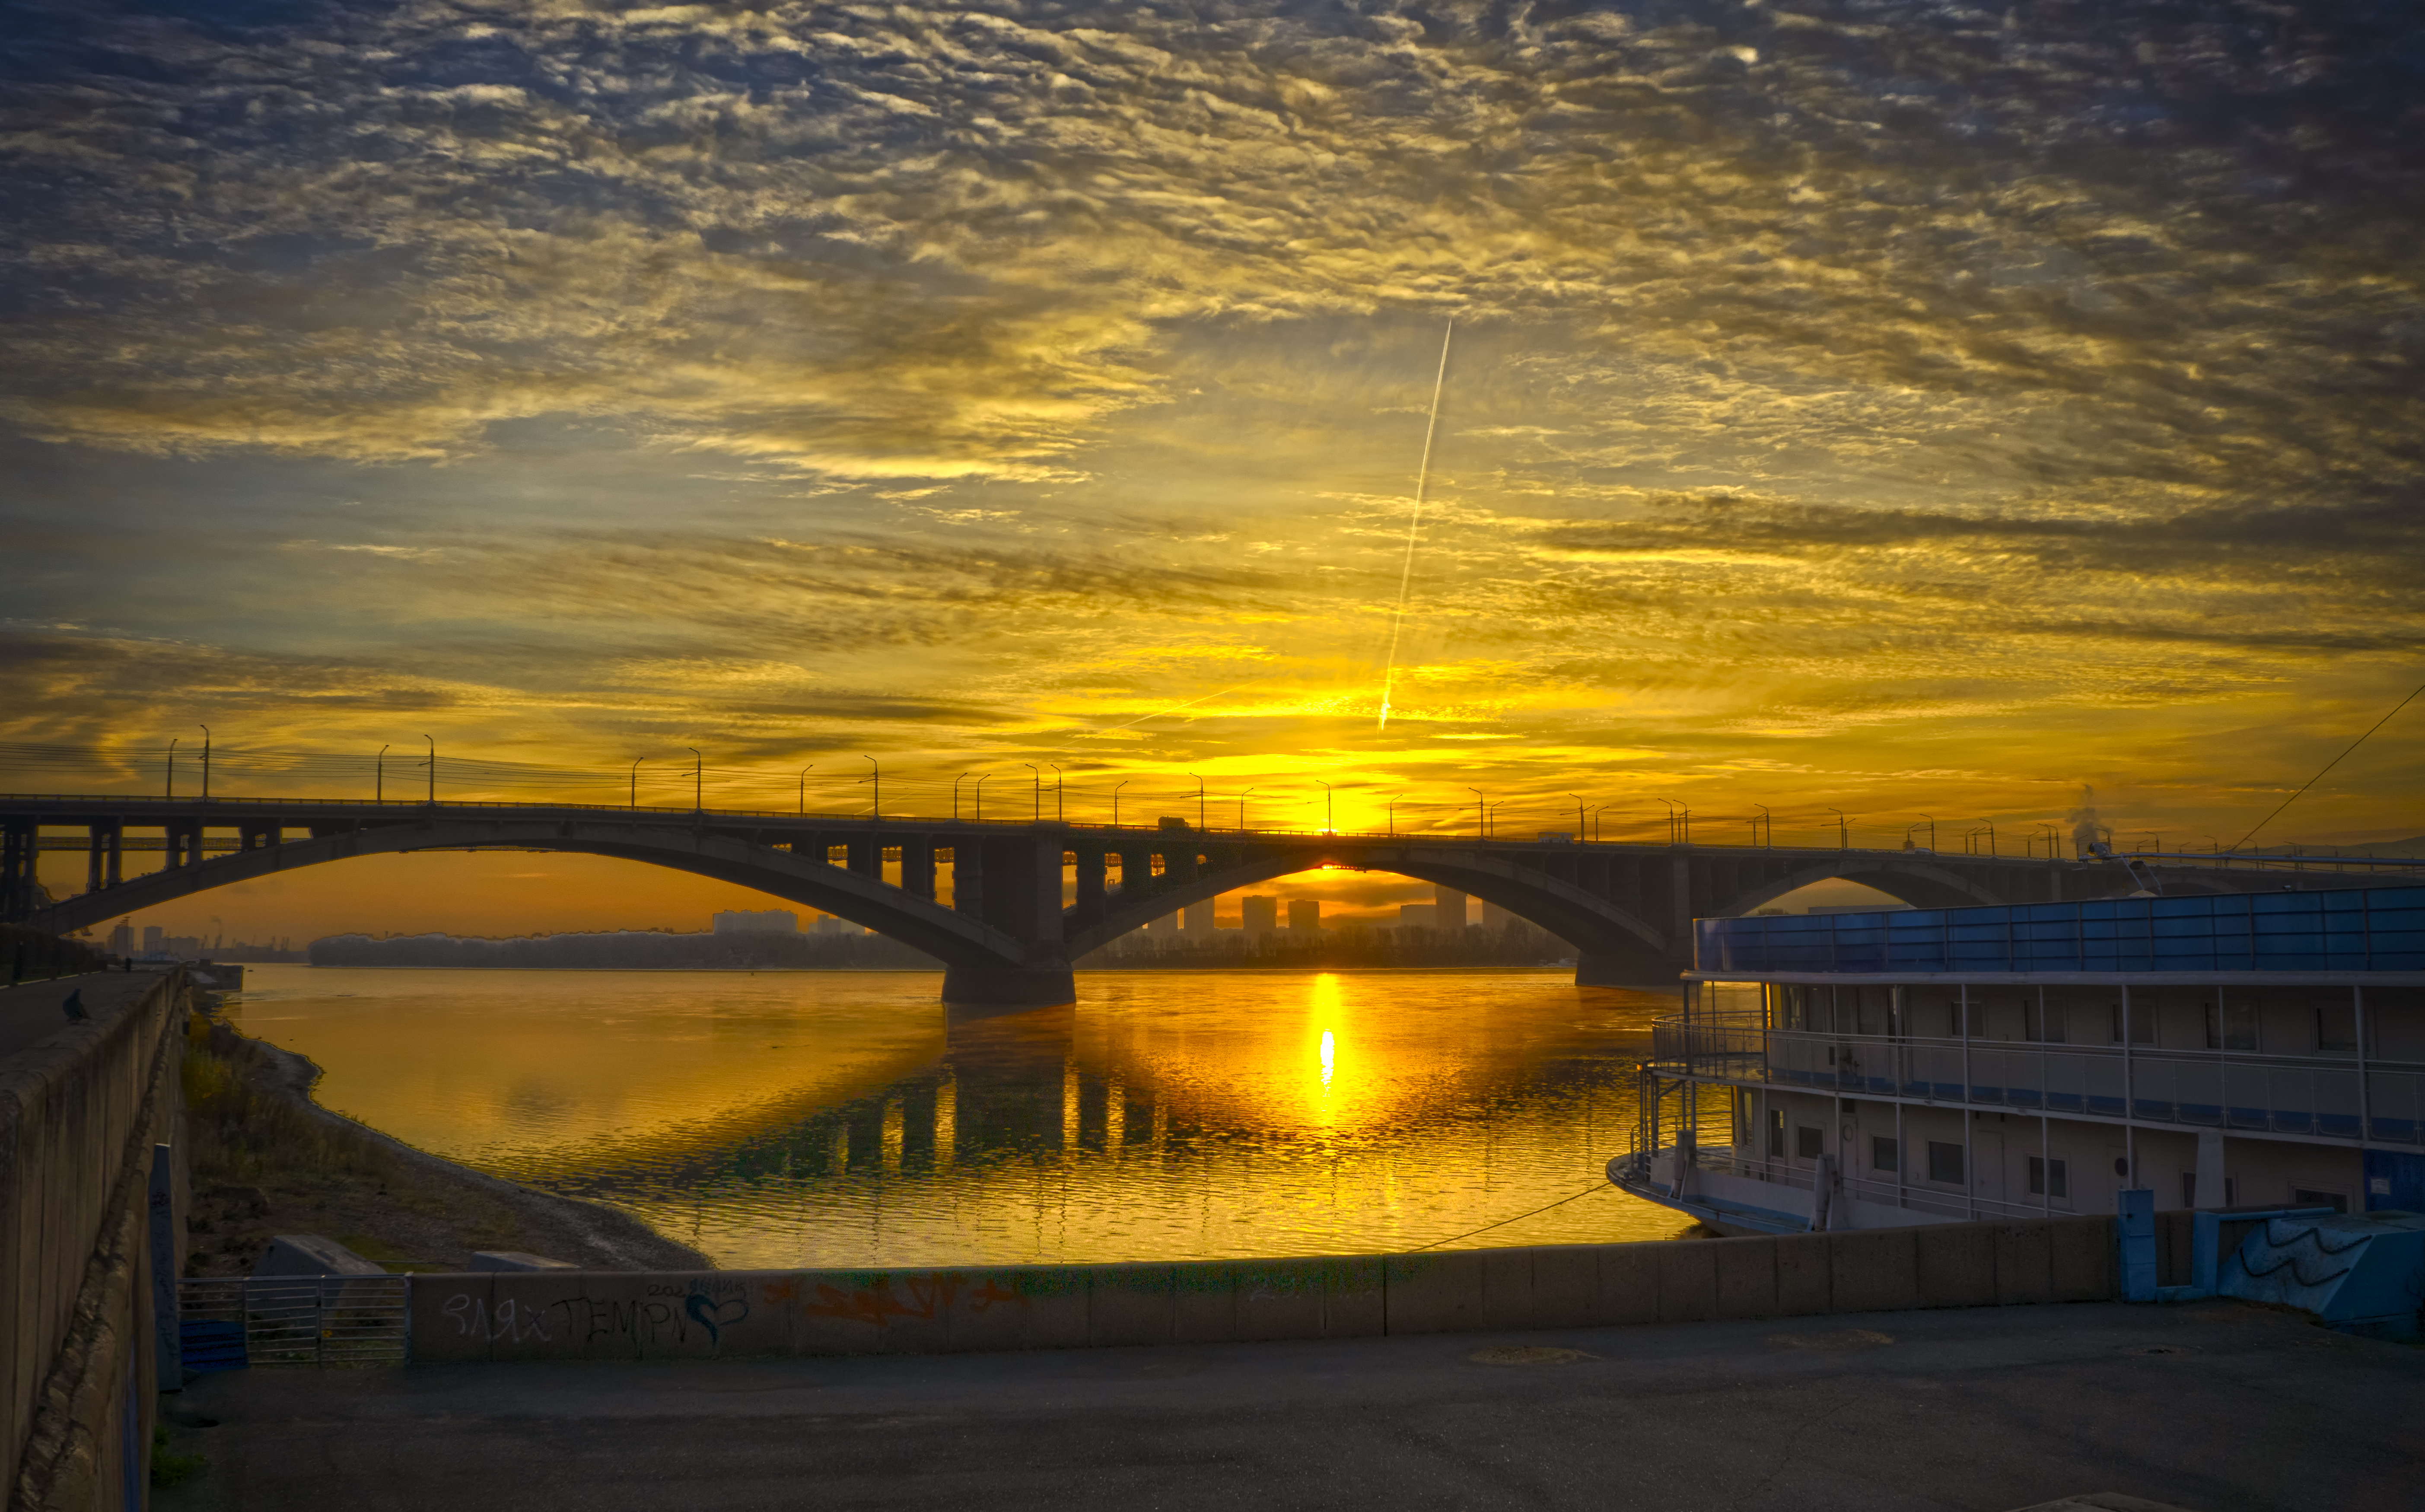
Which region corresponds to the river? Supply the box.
[225,965,1697,1268]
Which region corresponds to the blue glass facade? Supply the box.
[1696,885,2425,976]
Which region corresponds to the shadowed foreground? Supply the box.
[156,1300,2413,1512]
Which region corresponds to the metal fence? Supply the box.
[177,1276,408,1369]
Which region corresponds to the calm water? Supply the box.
[227,965,1694,1267]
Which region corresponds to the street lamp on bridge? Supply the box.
[1827,808,1849,850]
[420,734,433,805]
[629,757,644,809]
[1907,816,1936,851]
[1190,773,1205,831]
[862,756,880,821]
[199,726,212,802]
[1111,778,1130,827]
[377,745,390,805]
[1754,804,1772,847]
[952,771,972,821]
[1024,763,1042,822]
[1317,779,1333,834]
[1467,788,1486,839]
[164,738,178,800]
[688,748,703,812]
[973,772,992,821]
[798,765,815,815]
[1657,798,1680,846]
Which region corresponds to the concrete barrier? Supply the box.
[398,1213,2122,1365]
[2,970,187,1509]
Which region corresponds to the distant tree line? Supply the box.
[307,929,942,971]
[1080,920,1575,971]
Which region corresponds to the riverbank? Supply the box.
[181,1003,708,1275]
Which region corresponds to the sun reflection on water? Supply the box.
[229,964,1693,1267]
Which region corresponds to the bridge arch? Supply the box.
[34,818,1032,973]
[1069,843,1681,986]
[1715,856,2010,918]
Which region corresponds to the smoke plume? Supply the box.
[2067,786,2105,857]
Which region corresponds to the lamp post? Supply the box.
[1468,787,1485,839]
[798,764,815,815]
[1907,816,1935,851]
[973,772,992,821]
[1024,763,1042,822]
[1827,808,1849,849]
[1049,763,1064,823]
[377,744,389,804]
[1387,794,1403,837]
[1112,779,1130,826]
[1658,798,1680,846]
[1190,773,1205,831]
[688,748,703,812]
[1317,780,1333,834]
[421,734,433,805]
[1570,793,1587,837]
[1490,799,1512,838]
[1754,804,1771,847]
[165,738,178,800]
[1978,818,1996,856]
[629,758,644,809]
[862,756,880,821]
[952,771,971,821]
[200,725,212,801]
[1238,786,1255,832]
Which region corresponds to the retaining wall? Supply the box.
[408,1213,2118,1363]
[2,971,186,1511]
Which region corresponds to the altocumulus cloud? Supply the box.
[1,0,2421,831]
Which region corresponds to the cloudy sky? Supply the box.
[5,0,2423,928]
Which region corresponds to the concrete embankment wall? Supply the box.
[411,1213,2118,1363]
[2,971,186,1511]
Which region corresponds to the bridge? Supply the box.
[5,794,2414,1007]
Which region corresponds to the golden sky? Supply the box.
[5,2,2422,936]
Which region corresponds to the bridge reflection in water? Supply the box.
[225,965,1710,1267]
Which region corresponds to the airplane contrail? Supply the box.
[1377,318,1454,732]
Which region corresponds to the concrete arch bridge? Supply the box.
[3,796,2390,1008]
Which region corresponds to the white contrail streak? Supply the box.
[1377,318,1454,732]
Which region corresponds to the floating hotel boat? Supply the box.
[1610,882,2425,1245]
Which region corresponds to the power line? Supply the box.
[2232,672,2425,851]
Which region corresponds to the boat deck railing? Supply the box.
[1624,1140,2086,1227]
[1650,1015,2425,1145]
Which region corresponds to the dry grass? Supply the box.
[179,1012,534,1275]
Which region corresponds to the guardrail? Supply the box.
[177,1276,408,1370]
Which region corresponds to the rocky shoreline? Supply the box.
[185,1006,709,1274]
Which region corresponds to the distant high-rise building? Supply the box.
[1288,900,1320,933]
[1397,903,1436,929]
[108,921,134,955]
[1241,896,1278,936]
[812,914,864,936]
[1182,901,1216,937]
[1435,886,1467,931]
[142,925,164,953]
[713,909,800,935]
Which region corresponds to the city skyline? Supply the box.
[6,3,2421,940]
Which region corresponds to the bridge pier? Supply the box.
[939,962,1077,1011]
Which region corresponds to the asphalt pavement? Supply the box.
[155,1298,2418,1512]
[0,968,162,1060]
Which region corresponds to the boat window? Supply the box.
[1796,1126,1824,1160]
[1767,1109,1785,1158]
[2205,996,2259,1052]
[1871,1136,1898,1172]
[1926,1141,1964,1185]
[2315,996,2358,1054]
[2027,1157,2067,1198]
